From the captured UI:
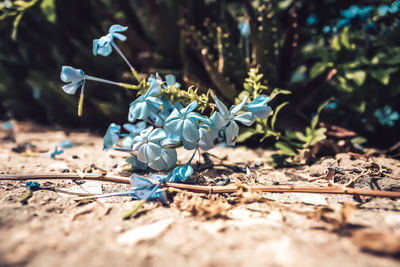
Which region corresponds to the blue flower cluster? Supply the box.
[60,24,273,188]
[374,105,399,127]
[103,73,271,182]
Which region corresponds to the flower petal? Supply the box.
[126,156,148,171]
[181,101,198,114]
[234,112,256,126]
[230,95,248,115]
[213,96,229,117]
[165,75,176,86]
[129,174,153,189]
[62,83,79,94]
[102,123,121,151]
[112,32,127,41]
[225,121,239,146]
[148,128,166,143]
[109,24,128,33]
[183,119,199,142]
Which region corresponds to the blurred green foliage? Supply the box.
[0,0,399,148]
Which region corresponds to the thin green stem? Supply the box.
[111,42,142,83]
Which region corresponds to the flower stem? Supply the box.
[85,75,122,86]
[111,42,142,83]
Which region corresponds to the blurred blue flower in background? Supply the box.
[306,15,318,26]
[374,106,399,127]
[238,21,250,38]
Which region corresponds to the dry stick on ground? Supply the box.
[1,173,400,198]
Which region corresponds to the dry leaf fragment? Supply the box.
[173,191,231,219]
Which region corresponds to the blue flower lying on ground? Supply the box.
[374,105,399,127]
[50,146,64,159]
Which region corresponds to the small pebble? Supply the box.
[72,155,79,159]
[62,169,70,173]
[232,166,246,173]
[272,181,280,185]
[213,178,230,186]
[112,164,118,169]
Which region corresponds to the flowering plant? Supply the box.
[60,25,275,188]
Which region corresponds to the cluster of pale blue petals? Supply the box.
[59,24,272,203]
[103,72,271,183]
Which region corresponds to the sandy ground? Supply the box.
[1,121,400,267]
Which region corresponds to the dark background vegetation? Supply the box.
[0,0,399,147]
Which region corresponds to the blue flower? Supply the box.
[93,25,128,57]
[103,123,121,151]
[244,95,272,120]
[378,5,392,16]
[322,26,331,34]
[131,126,166,165]
[197,126,215,151]
[336,18,351,28]
[26,181,40,191]
[121,121,147,148]
[324,100,337,110]
[128,174,167,204]
[60,66,85,94]
[306,15,318,26]
[358,6,373,21]
[164,101,210,150]
[213,95,255,146]
[128,78,162,122]
[147,141,177,171]
[374,105,399,127]
[167,164,194,183]
[340,5,372,22]
[341,5,361,19]
[164,74,181,88]
[238,21,250,38]
[50,146,64,159]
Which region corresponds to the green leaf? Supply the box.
[275,141,297,156]
[345,71,366,86]
[351,136,367,145]
[271,101,289,130]
[40,0,56,23]
[339,27,352,49]
[237,128,262,143]
[331,35,340,50]
[310,62,333,79]
[369,68,398,85]
[269,88,291,101]
[11,12,24,41]
[311,115,319,130]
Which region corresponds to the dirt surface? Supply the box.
[1,121,400,267]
